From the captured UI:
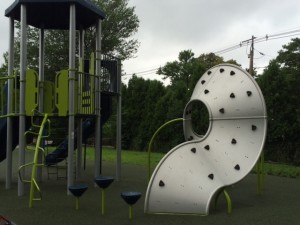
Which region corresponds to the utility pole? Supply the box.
[249,35,255,76]
[242,35,256,76]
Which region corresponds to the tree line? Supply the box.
[119,40,300,165]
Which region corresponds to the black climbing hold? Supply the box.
[207,71,212,75]
[204,89,209,94]
[191,148,196,153]
[201,80,206,84]
[234,164,240,170]
[188,136,194,141]
[247,91,252,96]
[252,125,257,131]
[219,108,225,114]
[220,68,225,73]
[208,174,214,180]
[231,138,237,144]
[230,93,235,98]
[159,180,165,187]
[230,71,235,76]
[204,145,210,151]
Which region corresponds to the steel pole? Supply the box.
[94,19,102,178]
[77,29,84,178]
[18,4,27,196]
[116,59,122,181]
[37,27,45,182]
[6,17,14,189]
[67,4,76,194]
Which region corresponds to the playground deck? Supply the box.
[0,151,300,225]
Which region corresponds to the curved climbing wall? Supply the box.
[144,64,267,215]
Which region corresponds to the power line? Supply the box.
[125,27,300,77]
[213,28,300,55]
[123,67,160,76]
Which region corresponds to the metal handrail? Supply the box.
[18,112,50,208]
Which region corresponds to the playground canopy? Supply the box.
[5,0,105,29]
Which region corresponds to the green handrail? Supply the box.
[147,118,184,180]
[29,113,50,207]
[214,188,232,214]
[18,112,51,208]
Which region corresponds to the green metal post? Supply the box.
[101,189,105,215]
[223,190,232,214]
[29,114,48,208]
[76,197,79,210]
[256,160,261,194]
[129,205,133,219]
[257,151,265,194]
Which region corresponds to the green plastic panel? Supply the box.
[0,79,5,115]
[25,69,39,115]
[43,81,55,114]
[55,70,69,116]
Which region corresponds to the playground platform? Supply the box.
[0,150,300,225]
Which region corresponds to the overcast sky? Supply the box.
[1,0,300,85]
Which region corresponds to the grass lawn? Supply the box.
[83,147,300,179]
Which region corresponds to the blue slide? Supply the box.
[0,89,112,164]
[0,82,20,162]
[45,93,112,165]
[0,116,20,162]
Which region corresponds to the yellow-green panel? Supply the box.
[89,52,95,75]
[43,81,55,114]
[74,73,78,115]
[25,69,38,115]
[0,79,5,115]
[55,70,69,116]
[79,74,95,114]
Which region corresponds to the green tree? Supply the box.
[0,0,139,76]
[151,82,188,152]
[157,50,200,89]
[122,76,166,150]
[257,38,300,164]
[158,51,240,91]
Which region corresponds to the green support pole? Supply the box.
[214,188,232,214]
[129,205,133,220]
[76,197,79,210]
[28,114,49,208]
[101,189,106,215]
[256,151,265,194]
[261,152,265,192]
[256,160,261,194]
[223,190,232,214]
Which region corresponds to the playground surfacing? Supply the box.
[1,151,300,225]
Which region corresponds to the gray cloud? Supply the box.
[123,0,300,83]
[1,0,299,82]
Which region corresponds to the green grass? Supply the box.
[263,162,300,178]
[83,147,300,179]
[85,147,164,168]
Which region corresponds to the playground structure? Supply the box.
[0,0,122,204]
[0,0,269,220]
[145,64,267,215]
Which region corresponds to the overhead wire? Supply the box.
[125,28,300,77]
[214,29,300,56]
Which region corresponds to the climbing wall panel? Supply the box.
[144,64,267,215]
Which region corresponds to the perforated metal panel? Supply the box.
[144,64,267,215]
